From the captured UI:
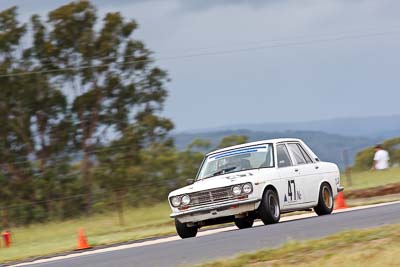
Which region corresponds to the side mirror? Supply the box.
[186,178,194,185]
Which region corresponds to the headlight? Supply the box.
[181,195,191,205]
[232,185,242,196]
[171,196,181,207]
[242,183,253,194]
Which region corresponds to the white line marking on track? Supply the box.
[12,200,400,267]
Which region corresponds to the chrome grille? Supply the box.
[188,186,234,207]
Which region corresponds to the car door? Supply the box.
[296,142,322,203]
[286,142,320,205]
[276,143,304,209]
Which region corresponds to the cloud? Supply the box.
[177,0,277,11]
[93,0,273,11]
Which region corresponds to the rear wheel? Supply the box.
[234,217,254,229]
[314,182,333,216]
[175,218,198,238]
[258,188,280,225]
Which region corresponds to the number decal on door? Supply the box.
[287,180,296,201]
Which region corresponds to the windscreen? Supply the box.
[197,144,274,180]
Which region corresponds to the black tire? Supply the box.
[234,217,254,229]
[258,188,280,225]
[175,218,198,238]
[314,182,334,216]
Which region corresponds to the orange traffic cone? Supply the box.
[334,192,348,210]
[76,228,92,250]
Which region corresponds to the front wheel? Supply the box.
[234,217,254,229]
[314,182,334,216]
[175,218,198,238]
[258,188,280,225]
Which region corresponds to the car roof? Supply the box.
[206,138,303,156]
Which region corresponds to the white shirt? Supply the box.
[374,149,390,170]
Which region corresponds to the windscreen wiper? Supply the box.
[201,166,238,180]
[211,166,237,177]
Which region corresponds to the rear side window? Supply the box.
[287,143,307,165]
[297,144,313,163]
[276,144,292,167]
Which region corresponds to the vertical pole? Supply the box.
[342,148,352,186]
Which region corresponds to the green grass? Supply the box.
[1,203,175,263]
[196,224,400,267]
[2,167,400,264]
[342,167,400,190]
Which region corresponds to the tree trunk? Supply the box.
[80,87,102,215]
[2,206,10,229]
[115,190,125,226]
[82,150,93,214]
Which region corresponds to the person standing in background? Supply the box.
[371,144,390,170]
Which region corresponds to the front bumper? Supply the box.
[170,198,261,223]
[337,186,344,192]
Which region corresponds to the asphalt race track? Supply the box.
[20,202,400,267]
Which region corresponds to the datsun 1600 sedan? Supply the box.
[168,138,344,238]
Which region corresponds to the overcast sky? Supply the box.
[2,0,400,131]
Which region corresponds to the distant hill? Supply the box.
[184,115,400,139]
[173,130,381,169]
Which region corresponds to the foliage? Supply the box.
[0,2,173,226]
[383,137,400,165]
[353,137,400,171]
[353,147,375,171]
[176,139,211,181]
[0,6,78,225]
[25,1,172,213]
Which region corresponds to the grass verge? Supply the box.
[342,167,400,190]
[1,203,175,263]
[196,224,400,267]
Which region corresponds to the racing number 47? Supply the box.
[288,180,296,201]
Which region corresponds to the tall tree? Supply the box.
[176,139,211,182]
[0,7,27,184]
[0,6,74,225]
[29,1,172,212]
[95,125,174,225]
[0,1,174,224]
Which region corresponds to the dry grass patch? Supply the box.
[197,224,400,267]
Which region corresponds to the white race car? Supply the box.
[168,138,344,238]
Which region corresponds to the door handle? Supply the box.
[294,168,299,172]
[315,166,319,170]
